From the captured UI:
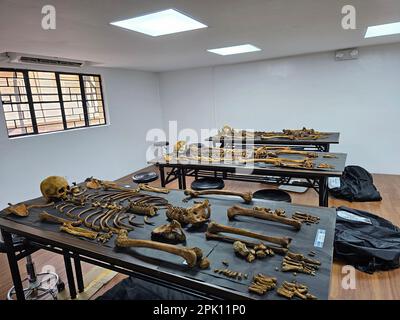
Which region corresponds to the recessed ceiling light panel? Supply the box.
[365,21,400,38]
[110,9,207,37]
[207,44,261,56]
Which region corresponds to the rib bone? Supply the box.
[184,189,252,204]
[115,230,203,267]
[207,221,291,248]
[227,205,302,230]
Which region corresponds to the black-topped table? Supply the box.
[0,189,336,300]
[150,152,347,207]
[208,132,340,152]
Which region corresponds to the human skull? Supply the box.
[174,140,186,153]
[40,176,70,202]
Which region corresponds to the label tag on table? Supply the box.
[314,229,326,248]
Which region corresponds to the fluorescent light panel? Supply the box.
[110,9,207,36]
[365,21,400,38]
[207,44,261,56]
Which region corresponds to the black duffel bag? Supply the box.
[330,165,382,202]
[334,206,400,273]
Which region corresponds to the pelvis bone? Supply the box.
[207,221,292,248]
[115,230,203,268]
[151,220,186,244]
[227,205,302,230]
[184,189,253,204]
[166,200,211,227]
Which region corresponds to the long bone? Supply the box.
[39,211,81,227]
[205,232,288,255]
[261,134,322,141]
[207,221,291,248]
[115,230,203,268]
[227,205,302,230]
[241,158,311,165]
[269,150,318,158]
[139,184,170,194]
[40,212,98,240]
[242,158,315,169]
[183,189,253,204]
[86,177,140,193]
[59,224,98,240]
[6,202,54,217]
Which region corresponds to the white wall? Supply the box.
[0,63,162,209]
[1,42,399,209]
[159,43,400,175]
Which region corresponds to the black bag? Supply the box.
[330,166,382,202]
[334,206,400,273]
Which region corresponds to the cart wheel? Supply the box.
[57,280,65,292]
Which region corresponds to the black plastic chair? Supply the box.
[132,172,159,184]
[191,177,225,191]
[252,189,292,202]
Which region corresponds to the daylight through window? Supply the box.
[0,69,106,137]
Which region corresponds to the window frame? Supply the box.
[0,67,107,138]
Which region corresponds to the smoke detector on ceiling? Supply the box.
[335,48,359,61]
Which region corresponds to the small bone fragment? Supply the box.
[199,257,211,269]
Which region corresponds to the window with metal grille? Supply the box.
[0,68,106,137]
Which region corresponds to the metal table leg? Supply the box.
[73,254,84,293]
[319,177,329,207]
[181,168,187,189]
[325,144,330,152]
[63,251,77,299]
[177,168,183,189]
[2,229,25,300]
[159,165,166,187]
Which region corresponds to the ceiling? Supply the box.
[1,0,400,72]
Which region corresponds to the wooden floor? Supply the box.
[1,170,399,300]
